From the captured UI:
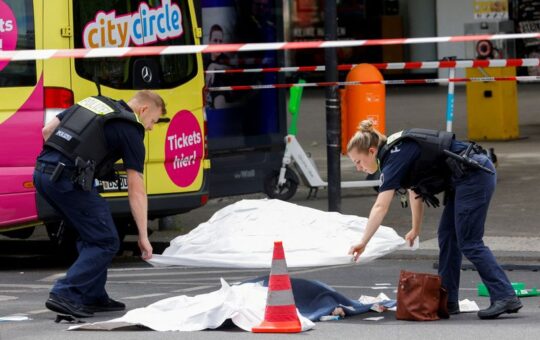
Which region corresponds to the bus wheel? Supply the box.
[264,167,299,201]
[45,221,78,264]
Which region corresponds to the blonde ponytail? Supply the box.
[346,119,387,153]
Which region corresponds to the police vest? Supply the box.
[378,128,455,197]
[44,96,144,180]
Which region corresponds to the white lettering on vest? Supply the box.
[55,130,73,141]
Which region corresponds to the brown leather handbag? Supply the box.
[396,270,449,321]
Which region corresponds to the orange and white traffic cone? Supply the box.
[252,241,302,333]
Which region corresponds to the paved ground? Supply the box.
[0,259,538,340]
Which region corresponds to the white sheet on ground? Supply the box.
[148,199,416,268]
[70,279,315,332]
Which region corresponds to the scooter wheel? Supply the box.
[263,167,299,201]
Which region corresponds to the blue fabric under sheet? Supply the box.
[242,276,396,321]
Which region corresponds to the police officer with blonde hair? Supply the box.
[347,119,521,320]
[34,90,166,318]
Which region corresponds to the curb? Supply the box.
[384,250,540,264]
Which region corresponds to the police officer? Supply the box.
[33,90,166,318]
[347,119,522,320]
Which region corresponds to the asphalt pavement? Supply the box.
[0,259,538,340]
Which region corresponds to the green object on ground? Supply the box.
[287,79,305,136]
[477,282,540,297]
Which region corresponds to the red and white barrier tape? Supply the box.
[207,76,540,91]
[1,33,540,62]
[206,58,540,74]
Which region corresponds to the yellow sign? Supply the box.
[474,0,508,20]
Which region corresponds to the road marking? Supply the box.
[108,267,270,273]
[108,264,352,276]
[26,309,50,315]
[421,236,540,252]
[333,285,398,290]
[171,285,216,293]
[290,263,356,275]
[122,293,167,300]
[39,263,355,282]
[39,268,271,282]
[0,284,50,289]
[0,290,29,293]
[109,276,257,283]
[108,280,223,286]
[120,286,221,299]
[39,273,64,282]
[0,295,18,302]
[107,272,260,279]
[332,285,477,291]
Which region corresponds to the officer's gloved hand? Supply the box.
[416,193,440,208]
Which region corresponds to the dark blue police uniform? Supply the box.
[33,100,144,309]
[379,139,515,304]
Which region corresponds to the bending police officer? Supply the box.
[33,90,166,318]
[347,120,522,320]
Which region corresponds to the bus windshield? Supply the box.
[72,0,197,90]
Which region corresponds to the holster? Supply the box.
[445,157,466,179]
[74,157,95,191]
[444,142,493,177]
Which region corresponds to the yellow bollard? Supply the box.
[466,67,519,140]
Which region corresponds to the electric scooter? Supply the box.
[264,80,381,201]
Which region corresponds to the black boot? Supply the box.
[45,293,94,318]
[84,298,126,313]
[477,296,522,320]
[447,301,460,315]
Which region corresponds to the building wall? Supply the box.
[406,0,437,74]
[436,0,476,77]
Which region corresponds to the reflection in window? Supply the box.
[0,0,36,87]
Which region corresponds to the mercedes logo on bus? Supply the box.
[141,66,153,83]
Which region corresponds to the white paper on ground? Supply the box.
[0,315,31,322]
[358,293,392,313]
[148,199,413,268]
[363,316,384,321]
[459,299,480,312]
[358,292,391,305]
[70,279,315,332]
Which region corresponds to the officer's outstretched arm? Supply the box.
[127,169,153,260]
[405,189,424,246]
[349,190,394,262]
[362,190,394,244]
